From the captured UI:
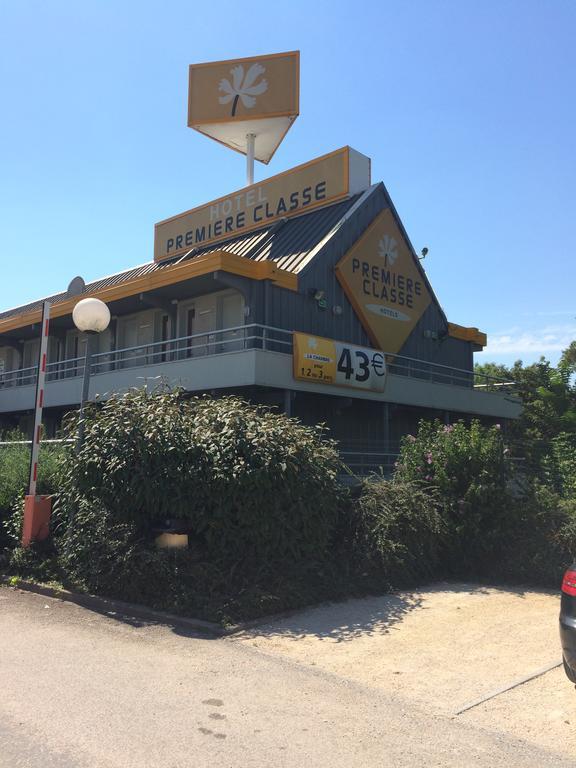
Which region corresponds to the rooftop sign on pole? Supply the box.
[188,51,300,181]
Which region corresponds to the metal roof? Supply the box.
[0,196,359,322]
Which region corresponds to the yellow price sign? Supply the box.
[293,333,386,392]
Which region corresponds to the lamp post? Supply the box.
[72,297,110,451]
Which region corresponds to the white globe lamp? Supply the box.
[72,297,111,334]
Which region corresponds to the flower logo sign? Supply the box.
[219,63,268,117]
[378,234,398,267]
[188,51,300,164]
[335,208,432,355]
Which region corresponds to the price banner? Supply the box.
[293,333,386,392]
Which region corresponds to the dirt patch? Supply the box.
[232,582,576,758]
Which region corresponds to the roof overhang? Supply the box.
[0,251,297,338]
[447,322,487,348]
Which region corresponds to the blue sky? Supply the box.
[1,0,574,366]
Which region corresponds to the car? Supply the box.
[560,566,576,684]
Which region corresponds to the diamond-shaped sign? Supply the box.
[335,209,432,354]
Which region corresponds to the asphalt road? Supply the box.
[1,587,574,768]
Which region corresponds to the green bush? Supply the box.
[52,501,354,625]
[393,418,576,583]
[394,420,516,573]
[352,478,444,585]
[0,435,66,552]
[0,434,29,519]
[59,390,345,565]
[542,432,576,498]
[8,397,576,624]
[182,396,344,563]
[491,482,576,586]
[60,391,208,527]
[11,389,349,622]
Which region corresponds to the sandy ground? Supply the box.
[232,582,576,758]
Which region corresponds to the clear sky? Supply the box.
[1,0,574,366]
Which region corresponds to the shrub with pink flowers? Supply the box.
[392,418,576,583]
[395,420,516,574]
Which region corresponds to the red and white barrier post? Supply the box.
[21,301,52,547]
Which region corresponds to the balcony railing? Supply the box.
[0,323,514,394]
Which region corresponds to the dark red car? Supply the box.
[560,567,576,684]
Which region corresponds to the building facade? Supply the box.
[0,151,520,472]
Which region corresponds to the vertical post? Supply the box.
[246,133,255,186]
[169,304,178,361]
[383,402,390,452]
[22,302,52,547]
[28,302,51,496]
[76,333,95,453]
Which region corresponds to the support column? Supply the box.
[383,402,390,451]
[76,332,97,453]
[284,389,292,417]
[246,133,255,186]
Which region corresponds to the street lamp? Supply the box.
[72,297,110,451]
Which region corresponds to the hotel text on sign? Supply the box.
[335,209,432,355]
[154,147,370,263]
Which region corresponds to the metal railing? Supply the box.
[0,324,293,389]
[387,354,516,393]
[340,450,398,476]
[0,323,514,394]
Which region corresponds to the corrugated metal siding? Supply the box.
[0,263,159,321]
[265,187,384,347]
[189,196,358,272]
[264,184,472,369]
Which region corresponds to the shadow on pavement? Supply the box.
[239,582,537,643]
[9,578,547,645]
[87,581,540,644]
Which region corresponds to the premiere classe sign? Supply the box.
[154,147,370,262]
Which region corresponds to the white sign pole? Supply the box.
[28,301,51,496]
[246,133,255,186]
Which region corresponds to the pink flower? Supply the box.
[407,435,416,443]
[426,452,433,464]
[495,424,501,430]
[443,424,454,433]
[425,475,432,481]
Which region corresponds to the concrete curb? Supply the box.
[1,576,227,637]
[0,575,303,637]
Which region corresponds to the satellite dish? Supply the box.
[67,276,86,296]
